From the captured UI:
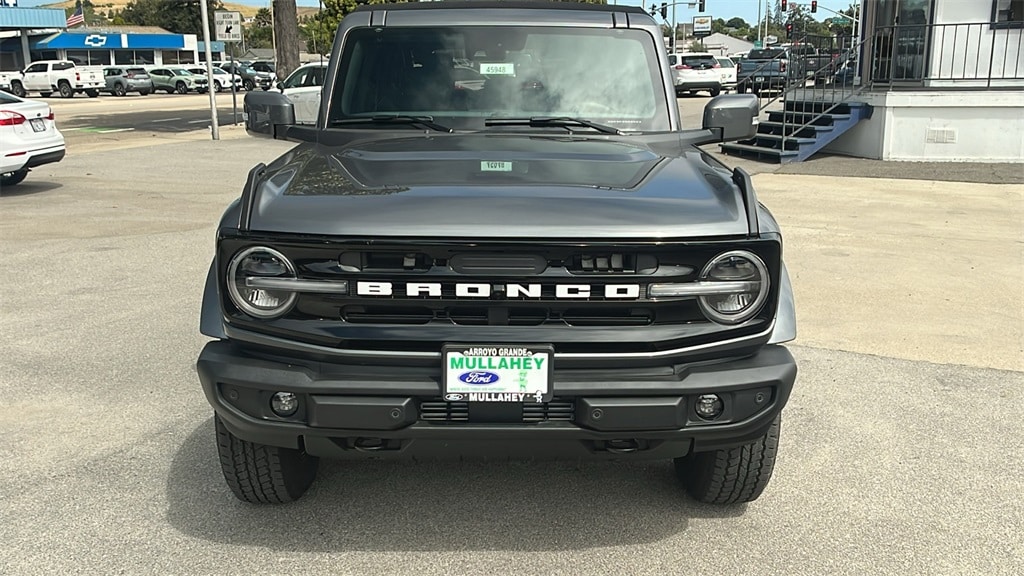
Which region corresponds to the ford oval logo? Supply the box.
[458,371,500,385]
[444,393,464,401]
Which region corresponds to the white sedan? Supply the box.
[0,90,65,187]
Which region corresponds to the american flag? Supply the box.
[66,5,85,28]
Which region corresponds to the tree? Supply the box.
[244,8,274,51]
[119,0,224,36]
[274,0,300,80]
[726,17,748,30]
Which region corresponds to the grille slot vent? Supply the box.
[420,399,574,423]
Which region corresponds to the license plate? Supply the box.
[443,344,553,403]
[30,118,45,132]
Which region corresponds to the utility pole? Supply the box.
[671,2,676,53]
[199,0,219,140]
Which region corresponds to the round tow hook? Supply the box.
[353,437,386,452]
[605,439,640,454]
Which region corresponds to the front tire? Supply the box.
[40,91,52,98]
[1,169,29,187]
[10,81,26,98]
[214,80,223,92]
[175,81,188,94]
[710,88,721,97]
[243,79,255,91]
[675,415,781,505]
[113,83,126,97]
[214,414,319,504]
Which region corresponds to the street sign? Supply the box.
[832,17,852,25]
[214,11,242,43]
[765,34,778,45]
[693,15,712,38]
[753,40,763,49]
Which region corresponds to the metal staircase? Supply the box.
[721,34,873,164]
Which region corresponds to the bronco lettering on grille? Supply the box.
[354,282,641,299]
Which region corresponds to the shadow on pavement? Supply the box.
[165,417,746,552]
[0,180,62,197]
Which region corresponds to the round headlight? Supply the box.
[226,246,297,319]
[698,250,769,325]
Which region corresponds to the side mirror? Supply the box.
[244,90,295,140]
[276,81,283,91]
[702,94,759,142]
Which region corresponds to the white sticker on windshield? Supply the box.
[481,161,512,172]
[480,62,515,76]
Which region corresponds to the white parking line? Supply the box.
[151,118,182,123]
[96,128,135,133]
[188,119,210,124]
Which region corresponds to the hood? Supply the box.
[248,134,747,239]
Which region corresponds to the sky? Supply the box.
[18,0,857,27]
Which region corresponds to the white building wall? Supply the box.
[928,0,1023,87]
[825,91,1024,162]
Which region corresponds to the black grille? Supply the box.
[420,399,575,423]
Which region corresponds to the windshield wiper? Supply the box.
[484,116,624,135]
[329,115,453,133]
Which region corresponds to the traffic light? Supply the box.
[660,2,667,19]
[650,4,656,16]
[811,1,818,13]
[785,23,793,38]
[781,0,787,11]
[698,0,706,12]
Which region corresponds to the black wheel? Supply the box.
[138,90,149,96]
[113,83,126,97]
[175,81,187,94]
[710,88,721,97]
[10,81,26,98]
[243,79,255,91]
[39,91,52,98]
[85,88,99,98]
[58,81,73,98]
[675,415,781,505]
[214,414,319,504]
[736,82,746,94]
[214,80,223,92]
[197,88,208,94]
[1,169,29,187]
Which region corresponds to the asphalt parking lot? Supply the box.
[1,97,1022,575]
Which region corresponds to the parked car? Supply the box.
[8,60,104,99]
[213,62,273,91]
[249,61,276,76]
[147,67,209,94]
[736,47,804,95]
[186,65,242,92]
[101,67,153,97]
[277,62,326,124]
[668,52,722,97]
[715,57,738,91]
[0,90,65,187]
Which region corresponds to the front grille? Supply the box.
[420,399,575,423]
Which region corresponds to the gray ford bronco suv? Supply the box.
[198,1,797,505]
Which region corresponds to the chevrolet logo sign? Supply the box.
[355,281,641,299]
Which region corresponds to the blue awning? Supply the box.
[0,7,67,29]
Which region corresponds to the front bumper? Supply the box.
[197,341,797,460]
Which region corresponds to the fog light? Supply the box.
[695,394,724,420]
[270,392,298,416]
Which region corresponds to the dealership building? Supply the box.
[0,7,224,71]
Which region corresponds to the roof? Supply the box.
[73,26,172,35]
[352,1,646,14]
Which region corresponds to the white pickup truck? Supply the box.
[8,60,104,99]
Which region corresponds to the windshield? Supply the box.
[328,26,669,132]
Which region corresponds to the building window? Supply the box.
[67,50,109,66]
[163,50,196,65]
[114,50,154,65]
[993,0,1024,28]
